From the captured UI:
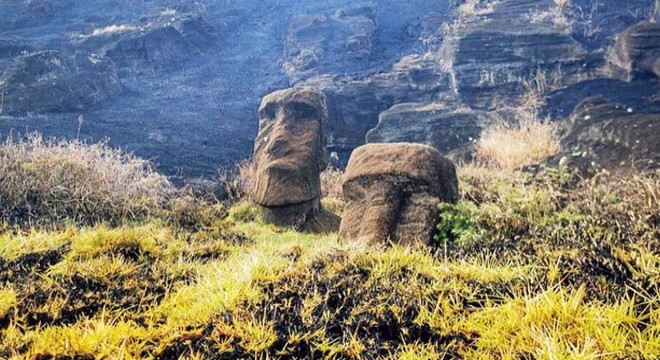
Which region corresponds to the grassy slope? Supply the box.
[1,167,658,359]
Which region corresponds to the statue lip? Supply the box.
[262,161,299,172]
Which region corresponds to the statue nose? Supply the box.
[357,185,404,244]
[267,137,293,157]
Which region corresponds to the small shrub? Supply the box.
[168,194,226,231]
[227,201,261,224]
[320,166,344,200]
[519,68,563,110]
[434,202,483,246]
[0,133,173,226]
[219,159,254,204]
[320,166,345,214]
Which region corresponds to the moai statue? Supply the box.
[251,87,340,233]
[339,143,459,245]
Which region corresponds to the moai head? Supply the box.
[339,143,459,245]
[252,87,337,232]
[252,87,328,207]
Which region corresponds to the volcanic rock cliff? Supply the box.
[0,0,658,176]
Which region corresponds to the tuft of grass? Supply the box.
[0,227,74,261]
[218,159,254,204]
[167,194,226,230]
[320,166,346,214]
[530,0,575,31]
[475,109,560,170]
[25,317,150,359]
[0,287,18,319]
[320,166,344,201]
[397,342,446,360]
[0,132,173,226]
[461,287,659,359]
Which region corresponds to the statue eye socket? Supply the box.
[286,102,318,119]
[260,104,277,120]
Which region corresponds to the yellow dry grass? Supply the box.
[475,109,560,170]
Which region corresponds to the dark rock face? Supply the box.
[0,0,449,176]
[542,79,660,120]
[0,0,658,177]
[0,41,33,61]
[307,53,453,159]
[340,143,458,245]
[570,0,655,49]
[553,98,660,172]
[441,0,592,110]
[98,15,217,72]
[284,1,451,158]
[283,4,377,83]
[366,102,487,154]
[305,0,654,159]
[251,88,340,234]
[607,22,660,81]
[0,51,121,116]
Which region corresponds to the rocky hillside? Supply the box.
[0,0,658,177]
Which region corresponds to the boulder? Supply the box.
[607,22,660,81]
[551,97,660,172]
[339,143,459,245]
[251,87,340,234]
[542,79,660,120]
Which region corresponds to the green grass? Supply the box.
[0,162,658,358]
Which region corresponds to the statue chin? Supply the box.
[253,164,318,207]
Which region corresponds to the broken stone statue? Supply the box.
[339,143,459,245]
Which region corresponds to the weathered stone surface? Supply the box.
[542,79,660,120]
[570,0,655,49]
[25,0,64,20]
[251,87,340,233]
[283,1,451,159]
[550,97,660,172]
[306,53,453,160]
[283,4,377,84]
[365,102,486,153]
[309,0,629,159]
[440,0,593,110]
[97,15,217,71]
[607,22,660,81]
[0,51,121,116]
[0,41,33,61]
[340,143,458,245]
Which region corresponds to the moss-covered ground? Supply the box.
[1,167,658,359]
